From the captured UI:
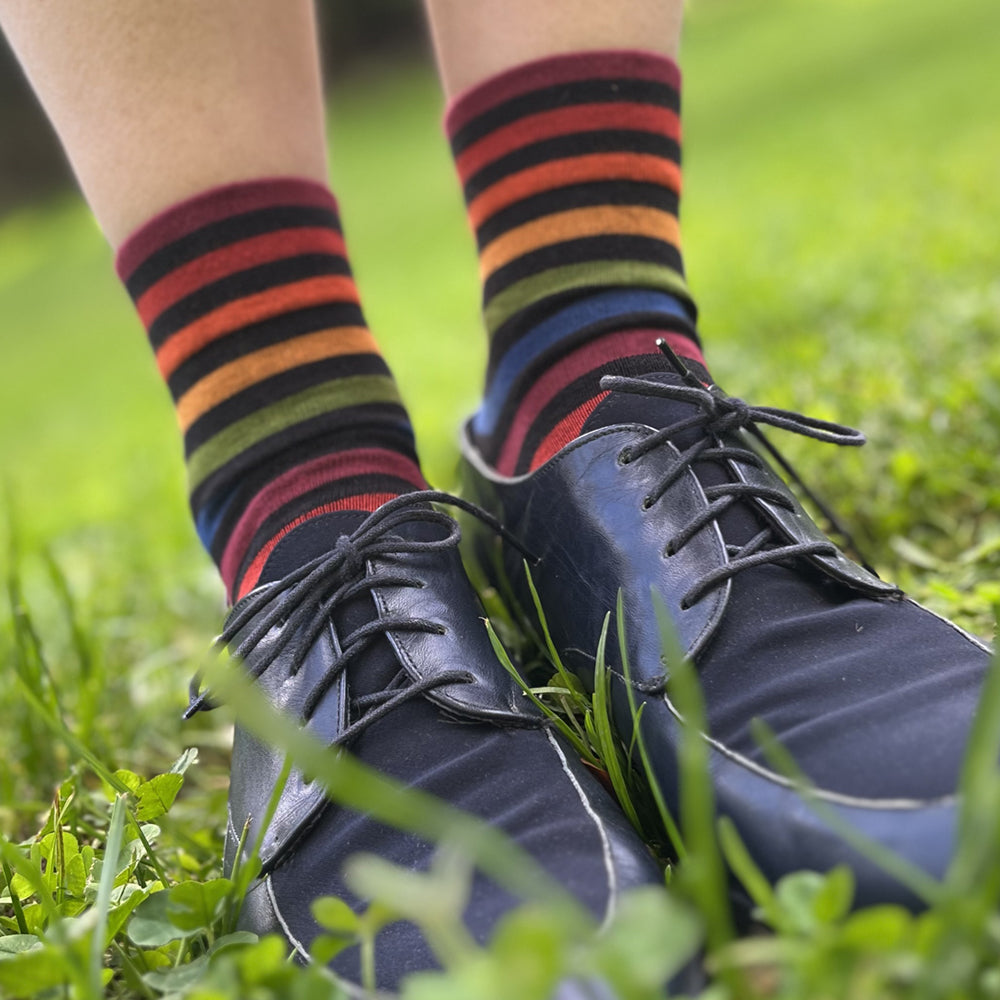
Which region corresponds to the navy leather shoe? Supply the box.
[188,493,664,993]
[459,349,993,909]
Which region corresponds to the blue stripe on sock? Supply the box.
[195,487,238,551]
[473,289,691,438]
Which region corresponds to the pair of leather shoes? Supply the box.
[209,348,991,992]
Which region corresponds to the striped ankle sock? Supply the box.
[116,177,426,601]
[447,50,705,476]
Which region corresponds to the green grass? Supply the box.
[2,0,1000,994]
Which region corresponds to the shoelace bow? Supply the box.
[184,491,528,745]
[602,349,871,610]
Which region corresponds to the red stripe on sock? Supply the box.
[496,329,702,475]
[136,227,348,326]
[524,334,714,469]
[456,103,680,180]
[495,329,663,474]
[220,448,427,594]
[529,393,609,470]
[115,177,337,279]
[446,50,681,136]
[235,492,404,600]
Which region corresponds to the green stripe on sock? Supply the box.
[485,260,691,336]
[187,374,403,491]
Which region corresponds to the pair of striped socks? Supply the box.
[116,50,703,599]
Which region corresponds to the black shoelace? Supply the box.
[184,491,528,744]
[604,343,872,610]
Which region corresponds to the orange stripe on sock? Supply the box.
[479,205,681,278]
[468,153,681,230]
[456,103,680,179]
[155,275,361,379]
[136,227,347,326]
[175,326,378,431]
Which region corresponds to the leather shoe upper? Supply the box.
[459,359,993,908]
[191,494,666,992]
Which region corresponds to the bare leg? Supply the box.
[423,0,684,98]
[0,0,328,246]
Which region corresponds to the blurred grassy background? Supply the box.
[2,0,1000,810]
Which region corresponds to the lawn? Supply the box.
[2,0,1000,995]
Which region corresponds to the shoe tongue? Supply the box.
[259,510,370,587]
[581,364,767,548]
[258,509,403,705]
[582,365,712,447]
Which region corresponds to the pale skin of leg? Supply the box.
[422,0,684,98]
[0,0,684,246]
[0,0,328,248]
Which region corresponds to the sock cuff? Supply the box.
[114,176,338,282]
[445,49,681,140]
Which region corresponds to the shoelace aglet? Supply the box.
[183,677,217,719]
[656,337,704,390]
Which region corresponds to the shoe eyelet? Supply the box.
[679,599,691,611]
[641,496,654,511]
[617,448,632,466]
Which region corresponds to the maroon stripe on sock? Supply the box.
[446,49,682,136]
[136,227,349,327]
[220,448,427,595]
[115,177,337,280]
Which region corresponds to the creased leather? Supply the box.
[458,410,989,910]
[462,425,730,681]
[225,522,541,875]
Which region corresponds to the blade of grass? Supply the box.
[90,794,128,997]
[228,750,294,917]
[592,612,642,830]
[125,812,171,888]
[13,673,132,796]
[523,560,586,697]
[1,858,30,935]
[0,837,60,926]
[716,816,779,928]
[617,590,685,861]
[485,619,599,766]
[7,564,62,722]
[42,549,94,683]
[947,645,1000,898]
[652,592,735,951]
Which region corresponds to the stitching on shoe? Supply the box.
[267,876,312,963]
[904,596,994,655]
[658,691,957,809]
[463,421,648,486]
[226,809,241,846]
[545,729,617,930]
